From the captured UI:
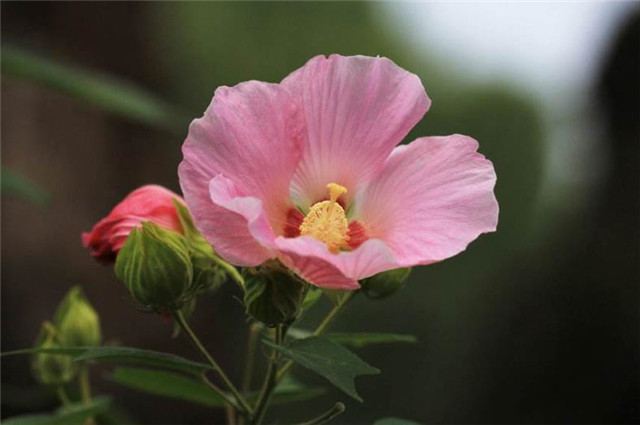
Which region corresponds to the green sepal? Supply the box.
[31,322,77,385]
[244,267,305,327]
[361,268,411,299]
[115,222,193,310]
[173,199,229,294]
[53,286,101,347]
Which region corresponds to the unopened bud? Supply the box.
[54,286,101,347]
[244,263,305,327]
[115,222,193,310]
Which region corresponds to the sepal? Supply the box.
[361,267,411,299]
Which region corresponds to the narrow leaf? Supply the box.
[2,346,213,375]
[110,367,225,407]
[263,336,379,402]
[73,346,214,375]
[1,168,51,207]
[2,44,188,133]
[327,332,417,348]
[3,396,111,425]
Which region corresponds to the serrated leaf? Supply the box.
[327,332,417,348]
[263,336,379,402]
[2,346,213,375]
[110,367,225,407]
[3,396,111,425]
[373,418,423,425]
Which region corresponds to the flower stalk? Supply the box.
[251,324,287,425]
[172,308,253,417]
[295,402,346,425]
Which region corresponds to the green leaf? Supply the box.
[73,346,214,375]
[373,418,423,425]
[1,168,51,207]
[270,376,326,405]
[287,329,417,348]
[1,44,188,133]
[3,396,111,425]
[110,367,225,407]
[2,347,87,357]
[111,367,324,408]
[327,332,417,348]
[2,346,213,375]
[263,336,379,402]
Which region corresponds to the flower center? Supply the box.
[299,183,350,253]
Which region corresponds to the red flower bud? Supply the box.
[82,185,185,263]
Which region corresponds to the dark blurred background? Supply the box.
[1,2,638,424]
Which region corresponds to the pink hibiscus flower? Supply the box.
[179,55,498,290]
[82,185,185,264]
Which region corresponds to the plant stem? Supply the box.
[251,325,286,425]
[79,365,96,425]
[173,309,253,416]
[201,374,240,411]
[212,254,245,288]
[276,291,356,381]
[242,322,263,393]
[56,386,72,408]
[226,404,237,425]
[79,365,92,403]
[295,402,346,425]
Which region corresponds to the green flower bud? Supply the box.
[244,263,306,327]
[53,286,101,347]
[31,322,76,385]
[361,268,412,299]
[115,222,193,310]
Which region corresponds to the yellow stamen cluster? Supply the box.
[299,183,350,253]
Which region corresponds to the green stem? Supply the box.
[251,325,286,425]
[201,374,241,411]
[242,322,263,394]
[79,365,92,404]
[173,309,253,416]
[295,402,346,425]
[276,291,356,381]
[79,365,96,425]
[212,254,244,288]
[56,386,72,408]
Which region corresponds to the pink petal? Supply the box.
[354,135,499,265]
[274,236,399,289]
[179,81,304,265]
[281,54,431,208]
